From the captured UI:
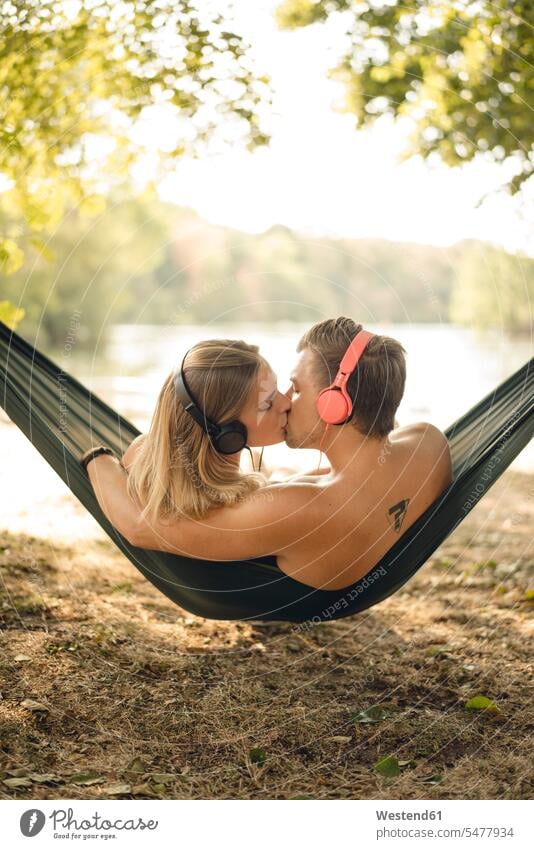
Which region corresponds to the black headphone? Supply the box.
[173,350,249,455]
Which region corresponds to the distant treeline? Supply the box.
[2,198,532,349]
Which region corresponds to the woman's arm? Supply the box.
[85,453,316,560]
[87,454,142,541]
[84,434,146,537]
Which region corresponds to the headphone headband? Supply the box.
[316,328,374,425]
[173,350,248,455]
[338,329,375,377]
[174,366,219,436]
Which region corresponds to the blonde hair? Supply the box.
[126,340,266,522]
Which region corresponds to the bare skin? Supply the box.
[87,349,452,591]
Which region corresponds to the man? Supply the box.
[87,317,452,590]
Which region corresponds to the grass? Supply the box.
[0,469,533,800]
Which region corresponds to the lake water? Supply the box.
[76,322,534,473]
[2,320,530,544]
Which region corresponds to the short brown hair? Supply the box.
[297,317,406,439]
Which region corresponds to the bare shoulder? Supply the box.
[408,422,452,483]
[240,480,321,521]
[122,433,147,471]
[396,421,447,447]
[411,421,448,442]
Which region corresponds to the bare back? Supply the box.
[276,424,453,590]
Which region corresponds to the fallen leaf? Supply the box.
[149,773,174,785]
[28,773,63,785]
[124,757,147,775]
[465,695,500,712]
[374,755,401,777]
[102,783,131,796]
[352,705,393,723]
[329,736,352,744]
[21,699,48,712]
[421,774,444,785]
[70,771,105,786]
[14,655,32,662]
[132,782,157,797]
[3,777,33,788]
[426,644,454,658]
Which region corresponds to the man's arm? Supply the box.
[87,455,317,561]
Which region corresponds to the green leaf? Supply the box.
[0,301,25,331]
[465,695,499,712]
[374,755,401,777]
[0,241,24,275]
[249,747,267,766]
[524,589,534,600]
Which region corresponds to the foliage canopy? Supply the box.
[277,0,533,191]
[0,0,271,291]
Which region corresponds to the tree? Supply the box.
[0,0,271,325]
[450,242,533,333]
[276,0,533,191]
[1,198,170,347]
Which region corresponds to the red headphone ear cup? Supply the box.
[316,388,351,425]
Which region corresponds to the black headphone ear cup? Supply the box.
[213,421,248,454]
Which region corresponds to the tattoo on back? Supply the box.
[387,498,410,532]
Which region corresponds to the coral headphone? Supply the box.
[174,350,248,454]
[316,329,374,425]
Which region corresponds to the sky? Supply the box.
[134,0,533,254]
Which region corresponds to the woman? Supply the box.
[82,339,291,524]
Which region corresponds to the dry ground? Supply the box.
[0,467,533,800]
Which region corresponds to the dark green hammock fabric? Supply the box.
[1,319,533,623]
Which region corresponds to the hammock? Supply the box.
[1,320,533,623]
